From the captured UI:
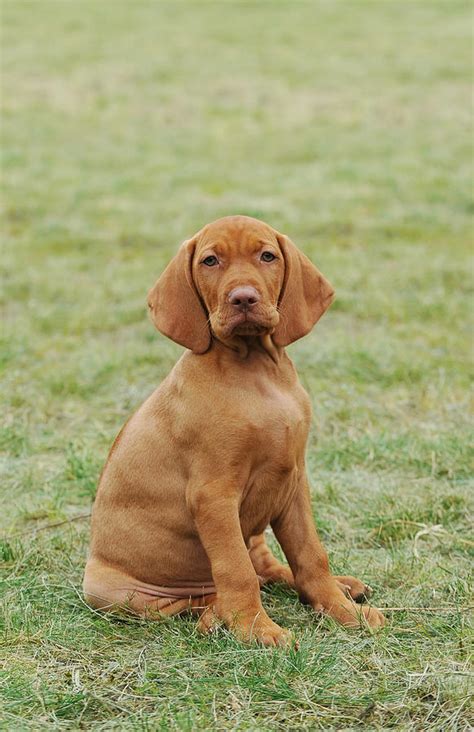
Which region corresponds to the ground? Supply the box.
[1,1,472,730]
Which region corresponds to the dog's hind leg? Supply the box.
[249,533,372,603]
[248,533,295,587]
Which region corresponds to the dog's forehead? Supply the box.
[196,216,277,254]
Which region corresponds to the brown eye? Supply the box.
[202,255,218,266]
[261,251,277,262]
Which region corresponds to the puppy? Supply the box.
[83,215,385,645]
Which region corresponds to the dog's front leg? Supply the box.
[187,479,292,646]
[272,472,385,629]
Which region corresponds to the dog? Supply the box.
[83,215,385,645]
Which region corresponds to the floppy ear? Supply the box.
[147,237,211,354]
[273,234,335,347]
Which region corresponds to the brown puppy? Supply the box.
[83,215,385,645]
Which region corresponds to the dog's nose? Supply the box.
[228,286,260,311]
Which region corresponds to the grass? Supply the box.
[1,0,472,729]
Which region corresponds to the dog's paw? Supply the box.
[196,604,221,635]
[200,602,293,647]
[236,615,293,647]
[359,604,385,629]
[327,597,386,630]
[239,616,293,647]
[312,580,386,631]
[334,574,373,603]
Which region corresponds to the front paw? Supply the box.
[237,614,293,647]
[333,601,385,629]
[313,581,386,630]
[201,601,293,647]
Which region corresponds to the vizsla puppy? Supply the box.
[83,215,385,645]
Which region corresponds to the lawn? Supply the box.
[1,1,472,729]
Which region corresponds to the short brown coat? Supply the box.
[84,215,384,644]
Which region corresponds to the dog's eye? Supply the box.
[202,255,218,267]
[260,251,277,262]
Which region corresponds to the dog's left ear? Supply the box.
[272,234,335,347]
[147,237,211,354]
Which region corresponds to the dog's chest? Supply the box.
[242,378,311,466]
[234,377,311,532]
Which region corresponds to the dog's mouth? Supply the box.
[211,307,279,339]
[232,319,267,336]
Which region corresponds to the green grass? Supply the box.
[1,1,473,729]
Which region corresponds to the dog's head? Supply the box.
[147,215,334,353]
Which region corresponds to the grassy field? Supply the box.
[1,1,473,729]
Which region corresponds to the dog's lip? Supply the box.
[212,303,279,338]
[231,312,250,325]
[233,321,267,335]
[220,311,273,336]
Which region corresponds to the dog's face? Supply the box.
[148,215,334,353]
[192,218,284,341]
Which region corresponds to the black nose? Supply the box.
[228,286,260,311]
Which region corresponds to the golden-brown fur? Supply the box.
[83,215,385,645]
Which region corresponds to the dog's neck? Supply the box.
[212,332,282,364]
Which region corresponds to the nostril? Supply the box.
[228,287,260,308]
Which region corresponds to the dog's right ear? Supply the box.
[147,237,211,354]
